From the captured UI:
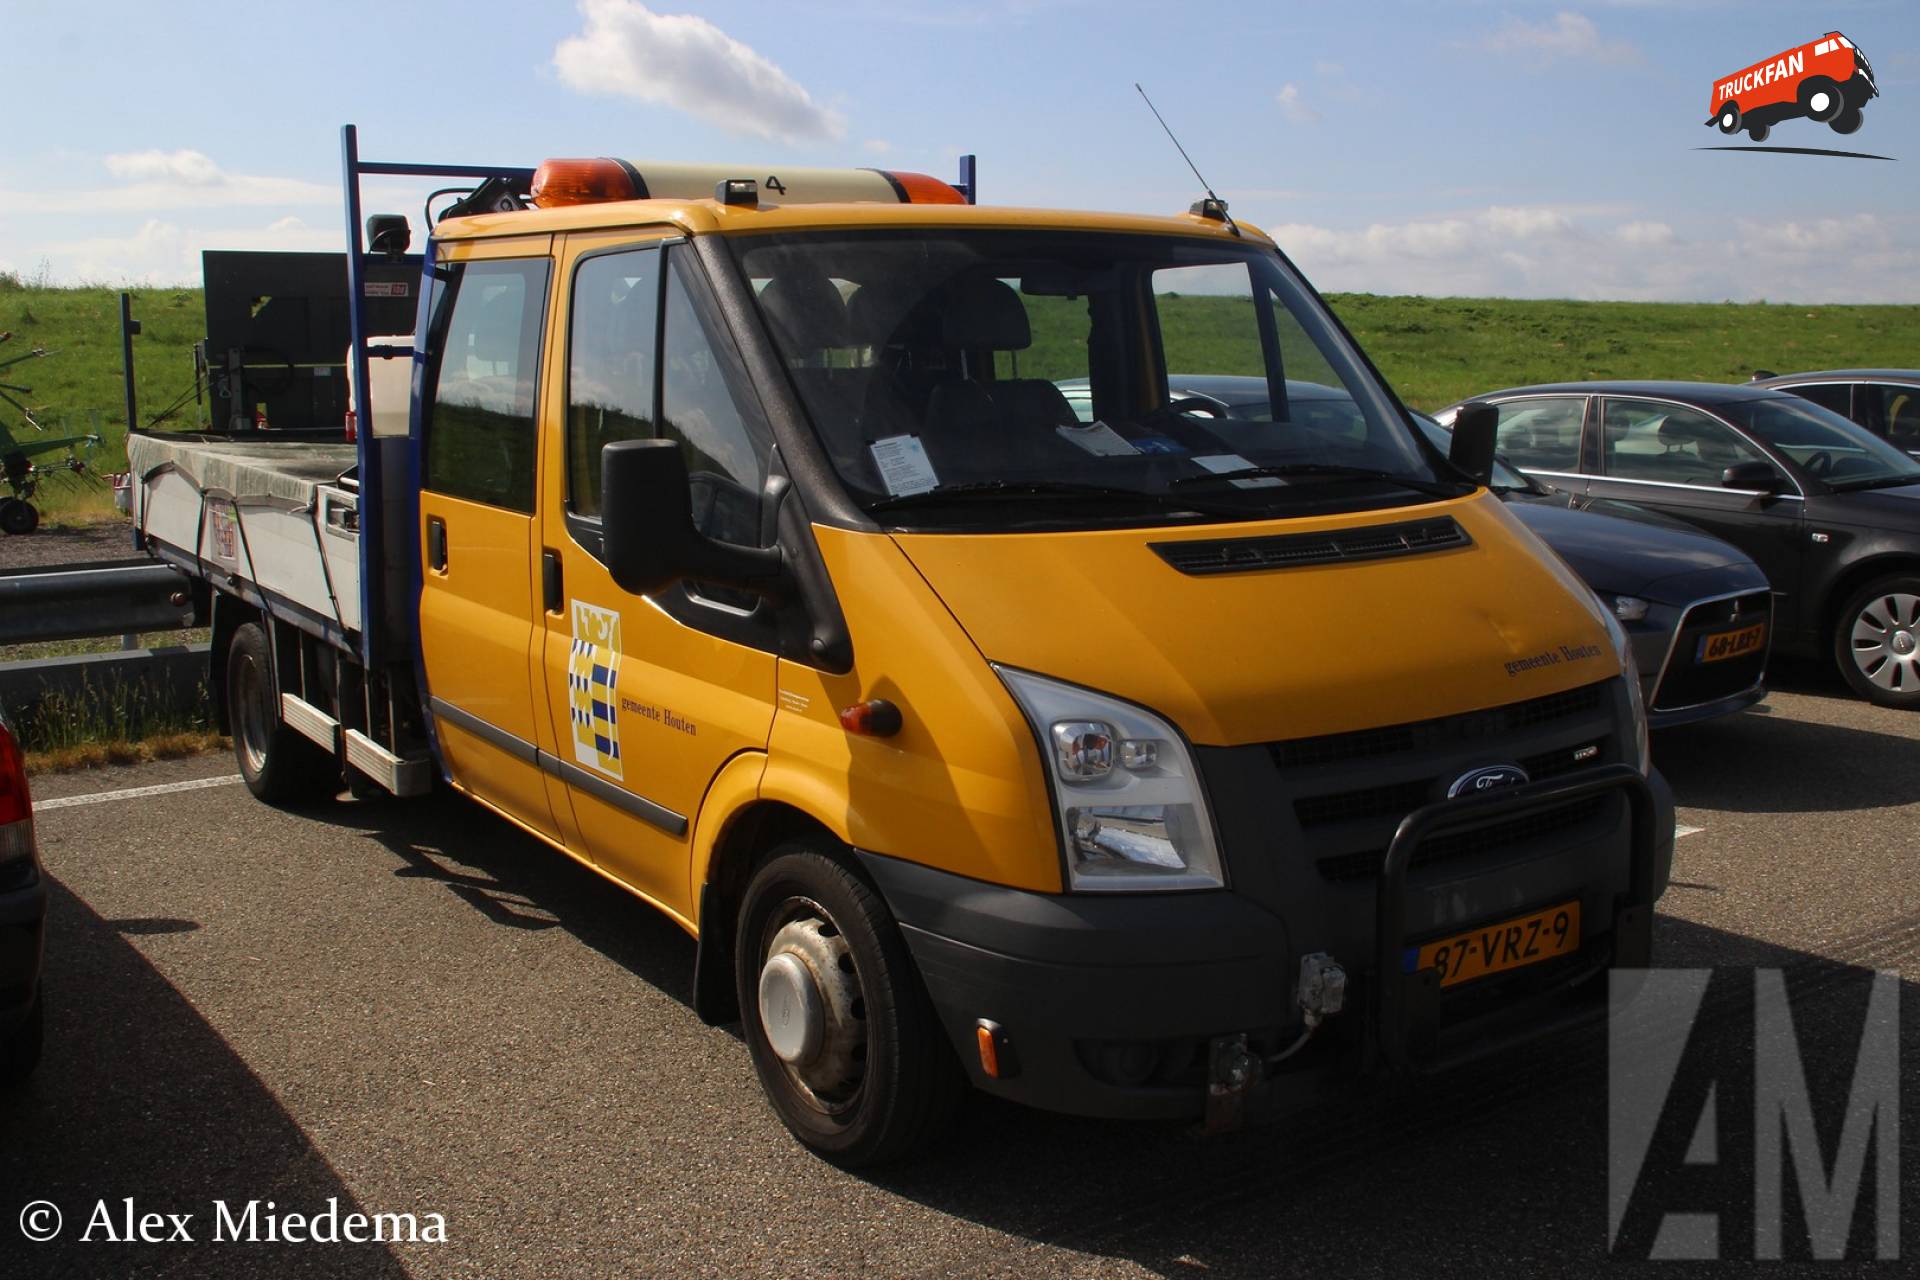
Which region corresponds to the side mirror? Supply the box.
[365,213,411,259]
[1449,402,1499,488]
[600,439,783,597]
[1721,460,1783,492]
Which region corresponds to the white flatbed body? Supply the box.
[126,433,365,643]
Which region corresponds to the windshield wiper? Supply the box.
[866,479,1247,518]
[1829,473,1920,492]
[1170,462,1468,499]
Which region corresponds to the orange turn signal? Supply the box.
[975,1024,1001,1078]
[837,699,903,738]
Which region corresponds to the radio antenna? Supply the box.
[1135,83,1239,236]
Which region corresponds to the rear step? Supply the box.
[281,693,431,797]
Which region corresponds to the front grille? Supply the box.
[1150,516,1469,577]
[1651,590,1771,712]
[1292,740,1605,830]
[1314,795,1609,883]
[1272,681,1605,771]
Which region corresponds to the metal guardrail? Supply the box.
[0,560,200,646]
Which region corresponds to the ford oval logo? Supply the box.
[1448,764,1531,798]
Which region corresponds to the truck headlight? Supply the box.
[1599,608,1651,775]
[995,666,1224,892]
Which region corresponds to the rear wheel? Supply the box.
[1799,76,1844,122]
[226,622,338,804]
[0,984,44,1086]
[0,498,37,536]
[735,846,962,1166]
[1746,120,1771,143]
[1834,575,1920,709]
[1717,103,1742,134]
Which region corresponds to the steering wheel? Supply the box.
[1802,450,1834,478]
[1162,393,1231,419]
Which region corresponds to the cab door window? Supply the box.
[421,259,550,512]
[1601,399,1767,486]
[566,246,661,520]
[661,252,773,550]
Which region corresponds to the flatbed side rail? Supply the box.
[338,124,535,669]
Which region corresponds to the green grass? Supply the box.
[5,276,1918,521]
[0,273,210,520]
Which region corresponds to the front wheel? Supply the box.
[1835,576,1920,709]
[1799,76,1844,122]
[0,498,37,536]
[226,622,338,804]
[1830,107,1864,135]
[735,847,962,1166]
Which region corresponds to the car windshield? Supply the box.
[1722,397,1920,488]
[729,230,1451,529]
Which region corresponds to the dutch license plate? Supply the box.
[1697,622,1765,664]
[1405,901,1581,988]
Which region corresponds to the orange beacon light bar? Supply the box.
[531,156,974,208]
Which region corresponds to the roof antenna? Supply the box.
[1135,83,1239,237]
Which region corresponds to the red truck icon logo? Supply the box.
[1707,31,1878,142]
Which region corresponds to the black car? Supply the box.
[1750,370,1920,459]
[1436,381,1920,709]
[1408,416,1771,727]
[0,705,44,1084]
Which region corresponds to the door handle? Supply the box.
[542,549,563,614]
[426,516,448,571]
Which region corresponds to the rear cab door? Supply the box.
[535,228,781,923]
[417,234,560,839]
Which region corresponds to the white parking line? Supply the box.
[1676,824,1704,839]
[35,774,244,811]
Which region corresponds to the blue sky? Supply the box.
[4,0,1915,301]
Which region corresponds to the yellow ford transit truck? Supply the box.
[126,127,1673,1165]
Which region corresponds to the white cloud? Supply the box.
[40,215,339,286]
[552,0,844,144]
[861,138,893,155]
[1276,84,1320,124]
[1,151,335,216]
[1482,12,1640,66]
[1253,205,1919,303]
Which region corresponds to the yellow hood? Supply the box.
[891,493,1619,747]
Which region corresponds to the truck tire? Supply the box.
[735,845,962,1166]
[0,498,37,536]
[1834,574,1920,710]
[226,622,338,804]
[1798,76,1843,122]
[1716,102,1741,134]
[0,984,43,1086]
[1830,106,1863,135]
[1746,120,1770,143]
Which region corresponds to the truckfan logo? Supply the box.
[567,600,623,779]
[1704,31,1880,150]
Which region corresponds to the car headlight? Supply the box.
[995,666,1225,892]
[1598,608,1651,775]
[1608,594,1650,623]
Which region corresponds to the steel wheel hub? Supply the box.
[234,654,270,773]
[1850,592,1920,691]
[757,912,864,1111]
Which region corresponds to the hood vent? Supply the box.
[1150,515,1470,576]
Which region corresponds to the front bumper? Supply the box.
[862,765,1675,1123]
[0,866,48,1032]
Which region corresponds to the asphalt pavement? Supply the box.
[3,667,1916,1278]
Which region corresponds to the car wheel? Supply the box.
[1799,76,1844,123]
[0,983,44,1086]
[1835,575,1920,709]
[1717,103,1741,134]
[1746,120,1771,143]
[226,622,338,804]
[0,498,38,536]
[735,846,962,1166]
[1830,107,1864,136]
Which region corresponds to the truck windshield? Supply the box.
[1723,397,1920,489]
[729,230,1454,528]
